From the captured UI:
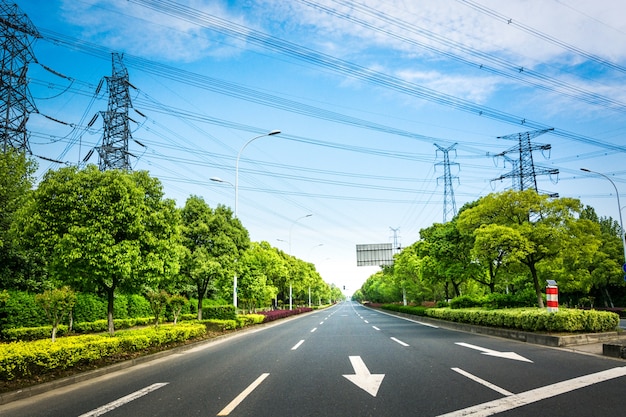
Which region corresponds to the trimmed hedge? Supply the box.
[259,308,313,323]
[423,307,619,333]
[381,304,428,316]
[0,323,207,380]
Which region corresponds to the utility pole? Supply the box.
[97,53,135,171]
[0,2,39,153]
[492,128,559,196]
[434,143,459,222]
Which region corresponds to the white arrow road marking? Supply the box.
[455,342,533,363]
[343,356,385,397]
[451,368,514,396]
[438,366,626,417]
[217,373,270,416]
[78,383,168,417]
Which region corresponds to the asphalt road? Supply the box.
[2,301,625,417]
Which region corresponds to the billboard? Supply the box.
[356,243,394,266]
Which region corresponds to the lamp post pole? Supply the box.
[581,168,626,266]
[288,214,313,310]
[212,130,281,308]
[235,130,281,218]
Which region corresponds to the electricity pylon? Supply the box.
[492,128,559,196]
[0,2,39,153]
[435,143,459,222]
[97,53,135,170]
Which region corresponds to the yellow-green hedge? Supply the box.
[0,323,206,380]
[425,307,619,333]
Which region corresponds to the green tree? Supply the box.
[35,286,76,342]
[457,190,599,308]
[17,165,181,335]
[146,290,169,326]
[238,241,283,312]
[168,294,187,324]
[179,197,249,319]
[0,149,42,291]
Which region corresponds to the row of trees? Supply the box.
[354,189,626,308]
[0,150,343,334]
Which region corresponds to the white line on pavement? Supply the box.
[310,327,317,333]
[391,337,409,347]
[78,383,168,417]
[217,373,270,416]
[438,366,626,417]
[451,368,514,396]
[372,326,380,331]
[291,340,305,350]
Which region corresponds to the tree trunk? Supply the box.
[197,296,203,320]
[528,262,545,308]
[107,287,115,335]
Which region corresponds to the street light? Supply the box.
[235,130,281,218]
[288,214,313,310]
[580,168,626,266]
[213,130,280,309]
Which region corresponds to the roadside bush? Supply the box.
[236,314,265,328]
[424,307,619,333]
[0,323,206,380]
[2,325,69,341]
[381,304,427,316]
[73,293,106,323]
[0,291,46,329]
[202,304,236,320]
[258,307,312,323]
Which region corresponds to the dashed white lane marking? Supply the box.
[78,383,168,417]
[217,373,270,416]
[438,366,626,417]
[451,368,514,397]
[310,327,317,333]
[291,340,305,350]
[372,326,380,331]
[390,337,409,347]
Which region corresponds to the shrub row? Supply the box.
[448,290,538,309]
[380,304,428,316]
[259,307,313,322]
[1,317,157,341]
[0,291,233,331]
[424,307,619,333]
[0,323,207,380]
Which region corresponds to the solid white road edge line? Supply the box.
[437,366,626,417]
[451,367,514,397]
[291,340,305,350]
[217,373,270,416]
[78,382,168,417]
[391,337,409,347]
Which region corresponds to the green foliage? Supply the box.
[236,314,265,328]
[146,290,169,326]
[126,294,153,318]
[0,323,206,380]
[73,293,107,323]
[35,286,77,341]
[0,291,46,329]
[2,325,68,342]
[381,304,427,316]
[201,304,236,320]
[196,319,238,331]
[425,307,619,333]
[449,290,537,309]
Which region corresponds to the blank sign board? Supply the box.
[356,243,394,266]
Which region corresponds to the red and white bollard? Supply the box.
[546,280,558,313]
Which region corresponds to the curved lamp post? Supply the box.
[235,129,281,218]
[580,168,626,266]
[211,130,281,308]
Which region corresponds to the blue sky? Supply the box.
[16,0,626,294]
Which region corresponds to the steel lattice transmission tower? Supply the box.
[97,53,135,171]
[492,128,559,196]
[0,2,39,153]
[435,143,459,222]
